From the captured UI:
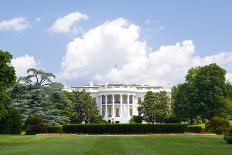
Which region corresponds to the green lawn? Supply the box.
[0,134,231,155]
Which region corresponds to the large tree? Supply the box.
[10,69,69,125]
[172,63,228,121]
[0,50,16,120]
[139,91,170,123]
[65,91,104,123]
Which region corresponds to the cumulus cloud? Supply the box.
[11,55,38,77]
[50,11,89,34]
[61,18,232,86]
[0,17,30,32]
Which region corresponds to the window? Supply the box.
[123,96,127,104]
[102,107,105,116]
[138,97,141,102]
[129,95,133,104]
[130,108,133,116]
[115,95,120,103]
[107,96,112,104]
[108,107,112,117]
[102,95,105,104]
[116,108,120,117]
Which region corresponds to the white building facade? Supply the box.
[71,83,171,123]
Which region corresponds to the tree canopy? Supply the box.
[0,50,16,120]
[172,63,229,122]
[10,68,69,125]
[139,91,170,123]
[64,91,104,123]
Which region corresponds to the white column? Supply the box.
[127,94,130,117]
[100,96,102,116]
[105,95,108,118]
[132,95,135,115]
[112,94,115,118]
[120,94,123,117]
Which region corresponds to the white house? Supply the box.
[71,83,171,123]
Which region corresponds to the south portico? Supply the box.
[99,93,137,123]
[71,83,171,123]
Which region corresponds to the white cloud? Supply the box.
[0,17,30,32]
[12,55,38,77]
[35,18,41,22]
[61,18,232,86]
[50,11,89,34]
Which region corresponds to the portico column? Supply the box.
[100,96,102,116]
[105,95,108,118]
[112,94,115,118]
[127,94,130,117]
[132,95,135,115]
[120,94,123,117]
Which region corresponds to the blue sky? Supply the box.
[1,0,232,86]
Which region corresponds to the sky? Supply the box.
[1,0,232,87]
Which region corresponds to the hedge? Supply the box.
[186,125,202,133]
[63,123,187,134]
[47,126,63,133]
[224,127,232,144]
[0,108,22,134]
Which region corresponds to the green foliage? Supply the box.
[129,115,143,123]
[0,107,22,134]
[223,82,232,119]
[172,63,229,122]
[139,91,170,123]
[18,68,55,86]
[25,115,48,135]
[47,126,63,133]
[10,69,70,125]
[0,50,16,91]
[186,125,202,133]
[172,84,192,121]
[0,50,16,120]
[205,116,230,134]
[224,128,232,144]
[63,123,187,134]
[65,91,103,123]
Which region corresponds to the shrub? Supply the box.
[47,126,63,133]
[63,123,187,134]
[25,115,48,135]
[163,117,180,123]
[205,116,230,134]
[129,115,143,123]
[186,125,202,133]
[0,107,22,134]
[224,128,232,144]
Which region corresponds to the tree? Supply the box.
[18,68,55,86]
[139,91,170,123]
[223,82,232,118]
[172,84,190,120]
[172,63,228,122]
[191,64,226,119]
[0,50,16,120]
[65,91,104,123]
[10,68,69,125]
[0,107,22,134]
[25,114,48,135]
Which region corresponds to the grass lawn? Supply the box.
[0,134,231,155]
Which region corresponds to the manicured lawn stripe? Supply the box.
[0,135,231,155]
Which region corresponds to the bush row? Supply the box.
[47,126,63,133]
[63,123,187,134]
[186,125,203,133]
